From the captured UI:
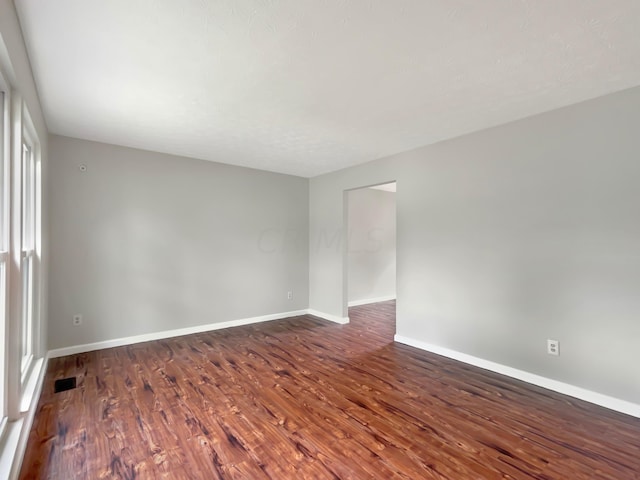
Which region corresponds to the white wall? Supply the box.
[347,188,395,304]
[48,135,309,349]
[309,86,640,405]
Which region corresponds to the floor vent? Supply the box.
[54,377,77,393]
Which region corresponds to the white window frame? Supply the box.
[17,106,41,394]
[4,92,43,422]
[0,66,10,439]
[20,141,35,378]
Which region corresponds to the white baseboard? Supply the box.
[307,309,350,324]
[394,334,640,419]
[48,309,309,358]
[49,308,355,359]
[348,295,396,307]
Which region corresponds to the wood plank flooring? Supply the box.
[20,301,640,479]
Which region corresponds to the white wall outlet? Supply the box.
[73,314,83,326]
[547,339,559,356]
[287,291,293,300]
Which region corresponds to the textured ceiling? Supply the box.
[16,1,640,177]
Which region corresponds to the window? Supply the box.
[0,64,44,470]
[0,79,43,439]
[20,141,35,376]
[0,72,9,434]
[18,109,40,390]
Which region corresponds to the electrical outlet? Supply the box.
[73,314,83,326]
[547,339,559,356]
[287,291,293,300]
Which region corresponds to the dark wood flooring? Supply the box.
[20,301,640,479]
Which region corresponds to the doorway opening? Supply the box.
[345,182,396,337]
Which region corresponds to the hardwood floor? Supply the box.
[20,301,640,479]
